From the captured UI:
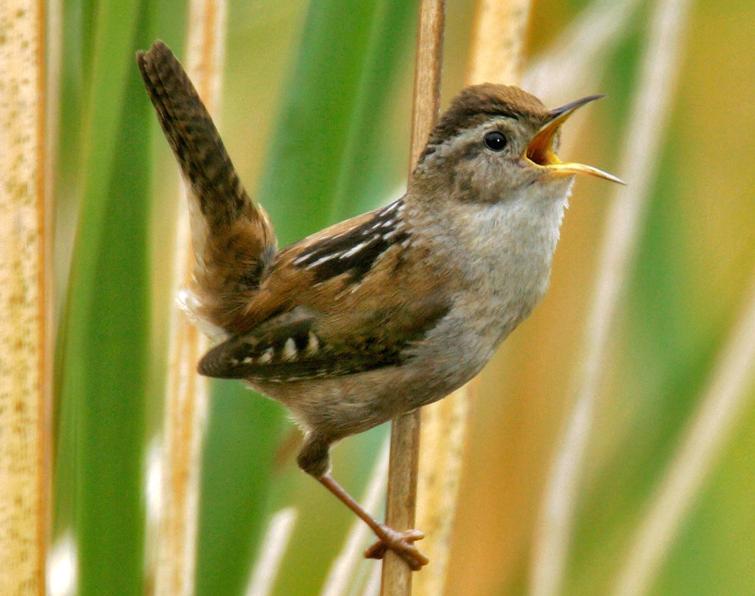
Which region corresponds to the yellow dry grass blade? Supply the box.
[467,0,531,85]
[0,1,50,594]
[154,1,227,594]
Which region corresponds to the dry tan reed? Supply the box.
[467,0,531,85]
[381,2,445,595]
[0,1,50,594]
[154,1,227,594]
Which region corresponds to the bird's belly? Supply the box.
[250,361,455,440]
[419,261,550,370]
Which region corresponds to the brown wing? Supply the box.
[198,199,451,382]
[197,296,448,382]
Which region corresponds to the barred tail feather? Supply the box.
[137,41,277,330]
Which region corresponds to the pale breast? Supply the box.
[409,181,571,378]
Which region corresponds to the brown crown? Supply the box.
[427,83,548,147]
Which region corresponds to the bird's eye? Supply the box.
[483,131,507,151]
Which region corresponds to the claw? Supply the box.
[364,527,428,570]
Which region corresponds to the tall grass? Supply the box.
[154,2,227,595]
[244,507,298,596]
[0,1,50,593]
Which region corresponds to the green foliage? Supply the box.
[56,1,152,593]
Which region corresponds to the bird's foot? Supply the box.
[364,527,428,570]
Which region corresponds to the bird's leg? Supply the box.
[318,474,428,570]
[298,433,428,570]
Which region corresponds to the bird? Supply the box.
[136,40,622,571]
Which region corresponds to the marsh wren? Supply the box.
[137,41,622,571]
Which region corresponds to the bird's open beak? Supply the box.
[525,95,625,184]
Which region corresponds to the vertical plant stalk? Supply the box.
[467,0,531,85]
[414,3,530,594]
[154,1,227,594]
[382,412,421,596]
[381,2,444,595]
[612,274,755,596]
[0,1,50,594]
[529,0,692,594]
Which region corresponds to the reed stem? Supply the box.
[414,3,532,594]
[380,2,444,594]
[154,2,227,594]
[0,0,50,593]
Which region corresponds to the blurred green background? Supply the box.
[50,0,755,594]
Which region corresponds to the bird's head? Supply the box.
[411,83,623,204]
